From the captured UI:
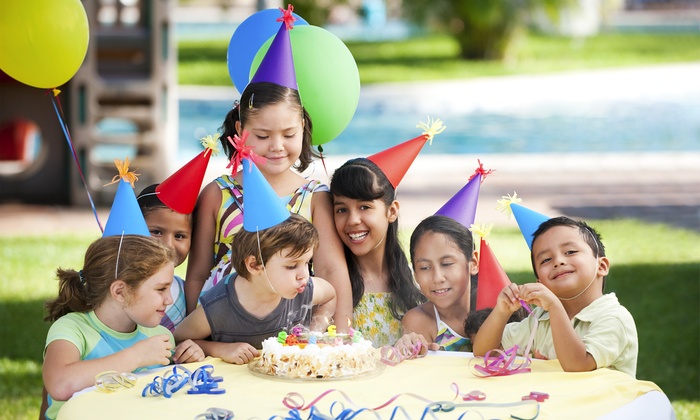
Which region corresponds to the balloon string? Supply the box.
[49,90,103,233]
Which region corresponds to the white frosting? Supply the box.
[259,336,377,378]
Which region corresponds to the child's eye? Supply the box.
[256,134,269,140]
[149,229,162,236]
[418,265,430,271]
[334,208,346,214]
[441,262,454,268]
[359,205,371,211]
[565,250,578,255]
[175,233,188,240]
[284,134,296,139]
[539,258,551,265]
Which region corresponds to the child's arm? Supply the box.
[401,304,437,342]
[43,334,172,401]
[473,283,522,356]
[309,276,337,331]
[310,192,354,331]
[397,304,440,353]
[185,183,221,314]
[519,283,597,372]
[171,339,205,364]
[174,306,259,364]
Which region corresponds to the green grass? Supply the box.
[1,220,698,419]
[178,32,700,86]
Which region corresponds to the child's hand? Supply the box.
[394,333,437,355]
[133,334,173,367]
[518,283,560,312]
[219,343,259,365]
[172,339,205,364]
[495,283,523,314]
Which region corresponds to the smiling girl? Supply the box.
[396,215,479,353]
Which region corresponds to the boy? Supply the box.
[473,216,638,377]
[174,214,337,364]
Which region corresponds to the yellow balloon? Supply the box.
[0,0,89,89]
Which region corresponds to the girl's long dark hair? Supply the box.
[330,158,425,320]
[219,82,318,172]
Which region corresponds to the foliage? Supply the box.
[178,32,700,86]
[402,0,573,59]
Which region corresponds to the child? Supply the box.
[395,215,479,353]
[174,213,337,364]
[184,84,352,325]
[330,158,425,347]
[473,216,638,377]
[137,184,191,331]
[42,235,204,420]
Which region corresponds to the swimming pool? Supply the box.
[177,64,700,159]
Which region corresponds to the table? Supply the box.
[58,352,671,419]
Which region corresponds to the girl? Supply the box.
[137,184,191,331]
[185,82,352,328]
[42,235,204,420]
[175,214,337,364]
[396,215,479,353]
[330,158,425,347]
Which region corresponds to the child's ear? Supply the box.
[597,256,610,276]
[469,250,480,275]
[110,280,129,304]
[387,200,400,223]
[244,255,263,274]
[235,120,242,137]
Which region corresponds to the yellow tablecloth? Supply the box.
[58,353,662,419]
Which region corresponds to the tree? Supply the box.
[404,0,573,60]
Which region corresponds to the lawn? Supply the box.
[179,32,700,86]
[1,220,698,419]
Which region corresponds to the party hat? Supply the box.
[102,158,150,237]
[367,117,445,189]
[155,134,220,214]
[242,158,291,231]
[435,160,494,227]
[472,225,511,310]
[497,192,550,250]
[248,5,298,90]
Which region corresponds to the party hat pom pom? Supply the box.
[470,223,493,240]
[496,192,522,219]
[227,130,266,175]
[104,158,139,188]
[416,117,445,145]
[277,4,297,29]
[200,134,221,157]
[469,159,495,183]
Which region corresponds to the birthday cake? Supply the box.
[257,327,378,379]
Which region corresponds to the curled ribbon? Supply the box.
[226,130,266,175]
[471,300,538,378]
[95,371,137,393]
[379,342,427,366]
[141,364,224,398]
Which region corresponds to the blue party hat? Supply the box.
[511,203,550,250]
[248,6,298,90]
[103,159,150,237]
[497,192,550,250]
[242,158,291,231]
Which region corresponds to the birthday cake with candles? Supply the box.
[257,325,378,379]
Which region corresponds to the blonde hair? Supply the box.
[231,214,319,279]
[45,235,174,322]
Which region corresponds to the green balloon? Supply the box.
[251,25,360,145]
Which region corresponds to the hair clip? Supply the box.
[249,93,254,109]
[232,99,240,110]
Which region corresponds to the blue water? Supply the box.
[177,92,700,158]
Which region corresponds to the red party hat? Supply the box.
[156,135,220,214]
[367,117,445,189]
[472,225,511,310]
